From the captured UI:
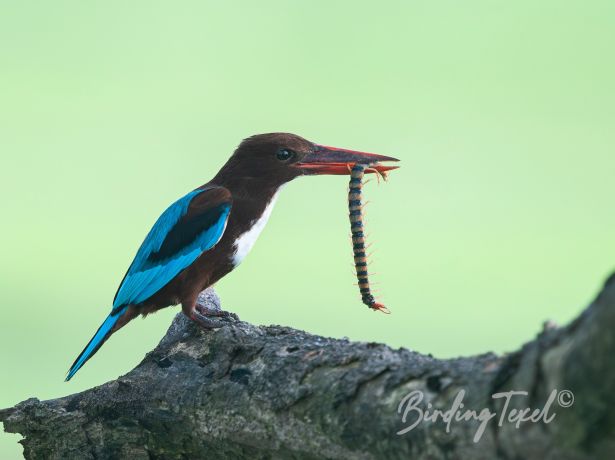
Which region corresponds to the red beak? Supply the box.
[294,144,400,175]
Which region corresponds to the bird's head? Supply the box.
[218,133,399,188]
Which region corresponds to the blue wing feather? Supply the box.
[113,188,231,309]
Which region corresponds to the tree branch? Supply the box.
[2,277,614,459]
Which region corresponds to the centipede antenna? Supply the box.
[364,166,386,184]
[377,167,389,181]
[372,170,382,185]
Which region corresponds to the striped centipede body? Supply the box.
[348,163,390,313]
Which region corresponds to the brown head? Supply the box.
[213,132,399,191]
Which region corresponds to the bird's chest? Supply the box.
[230,192,279,267]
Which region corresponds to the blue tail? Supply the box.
[66,306,128,381]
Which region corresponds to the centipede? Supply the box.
[348,163,390,313]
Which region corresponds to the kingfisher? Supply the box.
[66,133,398,380]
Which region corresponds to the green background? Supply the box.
[1,1,613,457]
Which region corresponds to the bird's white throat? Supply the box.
[231,190,280,266]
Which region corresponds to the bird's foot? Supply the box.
[189,308,238,330]
[195,302,239,321]
[195,289,240,321]
[185,289,239,330]
[189,311,227,330]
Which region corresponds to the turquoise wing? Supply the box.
[112,187,232,310]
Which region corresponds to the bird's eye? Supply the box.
[276,149,295,162]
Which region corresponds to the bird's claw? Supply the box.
[195,303,239,321]
[190,312,226,330]
[187,297,240,330]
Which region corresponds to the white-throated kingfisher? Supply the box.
[66,133,398,380]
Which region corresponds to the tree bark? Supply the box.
[2,278,615,460]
